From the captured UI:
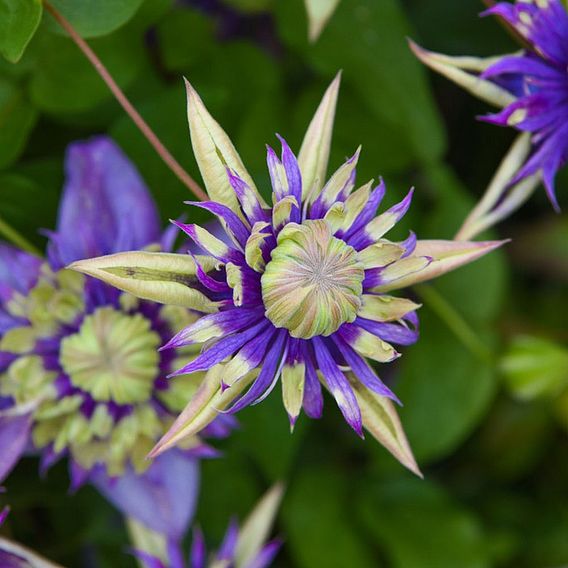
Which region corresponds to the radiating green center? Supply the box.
[59,307,160,404]
[261,220,364,339]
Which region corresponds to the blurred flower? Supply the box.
[412,0,568,210]
[0,137,235,545]
[70,74,503,475]
[132,484,283,568]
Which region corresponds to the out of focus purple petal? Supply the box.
[48,136,160,268]
[92,450,199,540]
[190,527,206,568]
[0,410,32,483]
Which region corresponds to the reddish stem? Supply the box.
[44,1,208,202]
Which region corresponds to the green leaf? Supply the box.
[277,0,446,166]
[395,309,497,463]
[0,165,60,248]
[283,468,378,568]
[501,336,568,401]
[358,478,489,568]
[45,0,145,39]
[0,78,38,168]
[29,29,145,115]
[0,0,42,63]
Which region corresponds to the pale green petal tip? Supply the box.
[68,251,220,312]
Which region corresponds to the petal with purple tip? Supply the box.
[312,336,363,437]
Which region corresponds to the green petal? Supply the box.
[298,72,341,200]
[304,0,341,41]
[68,251,220,312]
[185,79,266,212]
[374,239,507,293]
[358,295,421,322]
[409,41,515,108]
[348,372,422,477]
[234,484,285,567]
[282,363,306,429]
[245,221,271,273]
[149,365,256,457]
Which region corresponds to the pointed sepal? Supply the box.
[184,79,266,213]
[409,40,515,109]
[348,373,422,478]
[373,239,507,292]
[67,251,220,312]
[234,484,284,567]
[298,72,341,199]
[148,365,256,458]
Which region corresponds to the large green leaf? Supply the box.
[0,78,37,169]
[358,478,490,568]
[283,468,378,568]
[0,0,42,63]
[276,0,446,167]
[45,0,145,38]
[0,165,61,248]
[29,29,145,115]
[395,310,497,463]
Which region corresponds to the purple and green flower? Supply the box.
[412,0,568,213]
[71,74,503,475]
[0,137,235,549]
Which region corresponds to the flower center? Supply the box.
[59,307,161,404]
[261,220,364,339]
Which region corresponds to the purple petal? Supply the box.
[226,329,287,414]
[340,180,386,239]
[48,136,160,268]
[302,344,323,419]
[0,410,32,483]
[190,527,206,568]
[247,539,283,568]
[217,518,239,560]
[311,337,363,437]
[0,244,41,299]
[129,549,167,568]
[168,320,270,377]
[332,334,400,403]
[185,201,251,250]
[162,308,264,350]
[92,449,199,540]
[355,316,419,346]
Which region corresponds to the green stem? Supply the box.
[416,284,493,364]
[0,216,43,256]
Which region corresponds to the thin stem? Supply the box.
[416,284,494,364]
[43,1,208,203]
[0,216,43,256]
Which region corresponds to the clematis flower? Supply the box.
[70,75,504,475]
[132,484,282,568]
[0,137,235,548]
[411,0,568,211]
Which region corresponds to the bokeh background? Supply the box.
[1,0,567,566]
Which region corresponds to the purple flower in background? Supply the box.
[0,137,235,546]
[71,76,503,475]
[412,0,568,210]
[480,0,568,209]
[133,485,283,568]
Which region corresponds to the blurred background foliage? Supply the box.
[0,0,567,566]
